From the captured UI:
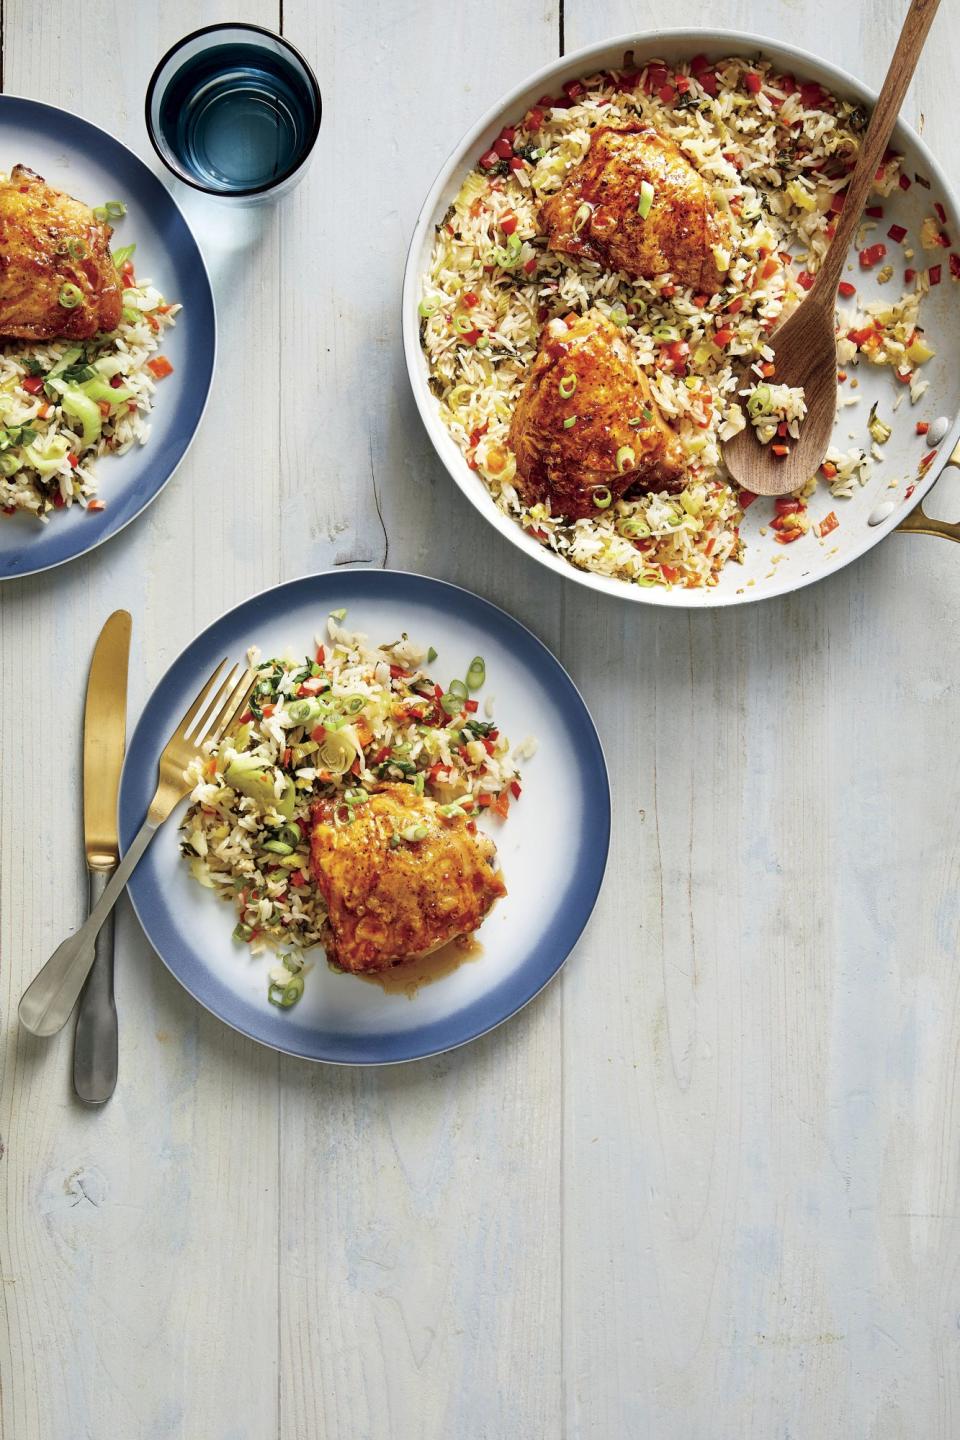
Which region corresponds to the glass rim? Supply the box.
[144,20,322,198]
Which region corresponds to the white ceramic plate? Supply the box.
[403,30,960,607]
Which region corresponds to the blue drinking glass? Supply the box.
[145,23,321,202]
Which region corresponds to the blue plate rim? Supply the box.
[118,568,611,1065]
[0,92,217,581]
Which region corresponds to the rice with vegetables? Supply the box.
[180,612,527,1007]
[420,53,938,588]
[0,215,179,520]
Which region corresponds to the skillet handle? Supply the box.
[897,440,960,542]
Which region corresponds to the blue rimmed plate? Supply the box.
[0,95,215,580]
[119,570,610,1065]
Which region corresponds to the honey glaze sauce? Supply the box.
[355,934,483,998]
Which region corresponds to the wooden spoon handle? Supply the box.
[816,0,941,297]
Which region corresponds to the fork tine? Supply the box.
[210,666,259,745]
[172,658,231,743]
[192,663,245,746]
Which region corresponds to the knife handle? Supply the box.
[73,869,118,1104]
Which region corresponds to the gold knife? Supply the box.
[74,610,131,1105]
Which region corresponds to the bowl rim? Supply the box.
[402,27,960,609]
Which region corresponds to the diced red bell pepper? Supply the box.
[887,224,907,243]
[859,243,887,269]
[744,71,762,93]
[796,270,816,290]
[22,374,44,394]
[501,213,518,236]
[479,148,499,170]
[713,327,733,347]
[916,421,930,434]
[658,83,676,105]
[929,264,942,284]
[147,355,174,379]
[838,281,856,297]
[865,205,884,218]
[950,253,960,279]
[645,65,668,92]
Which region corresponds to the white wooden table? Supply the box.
[3,2,960,1436]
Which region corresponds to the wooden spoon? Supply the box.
[723,0,941,498]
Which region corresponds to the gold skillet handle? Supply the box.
[897,440,960,541]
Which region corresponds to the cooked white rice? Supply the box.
[181,613,524,997]
[420,54,935,587]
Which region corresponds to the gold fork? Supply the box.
[19,658,257,1038]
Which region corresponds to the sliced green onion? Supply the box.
[262,839,294,856]
[637,179,655,219]
[67,238,87,261]
[466,656,486,691]
[619,515,650,538]
[448,678,468,699]
[427,646,438,663]
[418,295,440,317]
[340,695,366,715]
[0,453,21,477]
[104,200,127,219]
[58,283,83,310]
[111,243,136,269]
[342,787,369,806]
[278,823,301,848]
[401,824,429,843]
[330,608,347,621]
[592,486,613,509]
[268,974,304,1008]
[492,245,521,269]
[562,415,577,430]
[609,305,629,327]
[558,374,577,399]
[616,445,636,474]
[747,383,772,416]
[414,772,425,795]
[652,323,679,342]
[121,305,140,325]
[92,205,108,222]
[437,803,467,819]
[454,313,475,333]
[286,697,327,726]
[627,416,645,428]
[233,922,254,943]
[573,201,593,233]
[440,691,463,716]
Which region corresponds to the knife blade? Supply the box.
[75,610,131,1105]
[83,610,132,872]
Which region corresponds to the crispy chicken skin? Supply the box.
[0,164,123,341]
[508,308,685,519]
[310,784,506,973]
[540,126,730,294]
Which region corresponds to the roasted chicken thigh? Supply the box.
[310,785,506,973]
[508,308,684,519]
[0,164,123,341]
[540,126,730,294]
